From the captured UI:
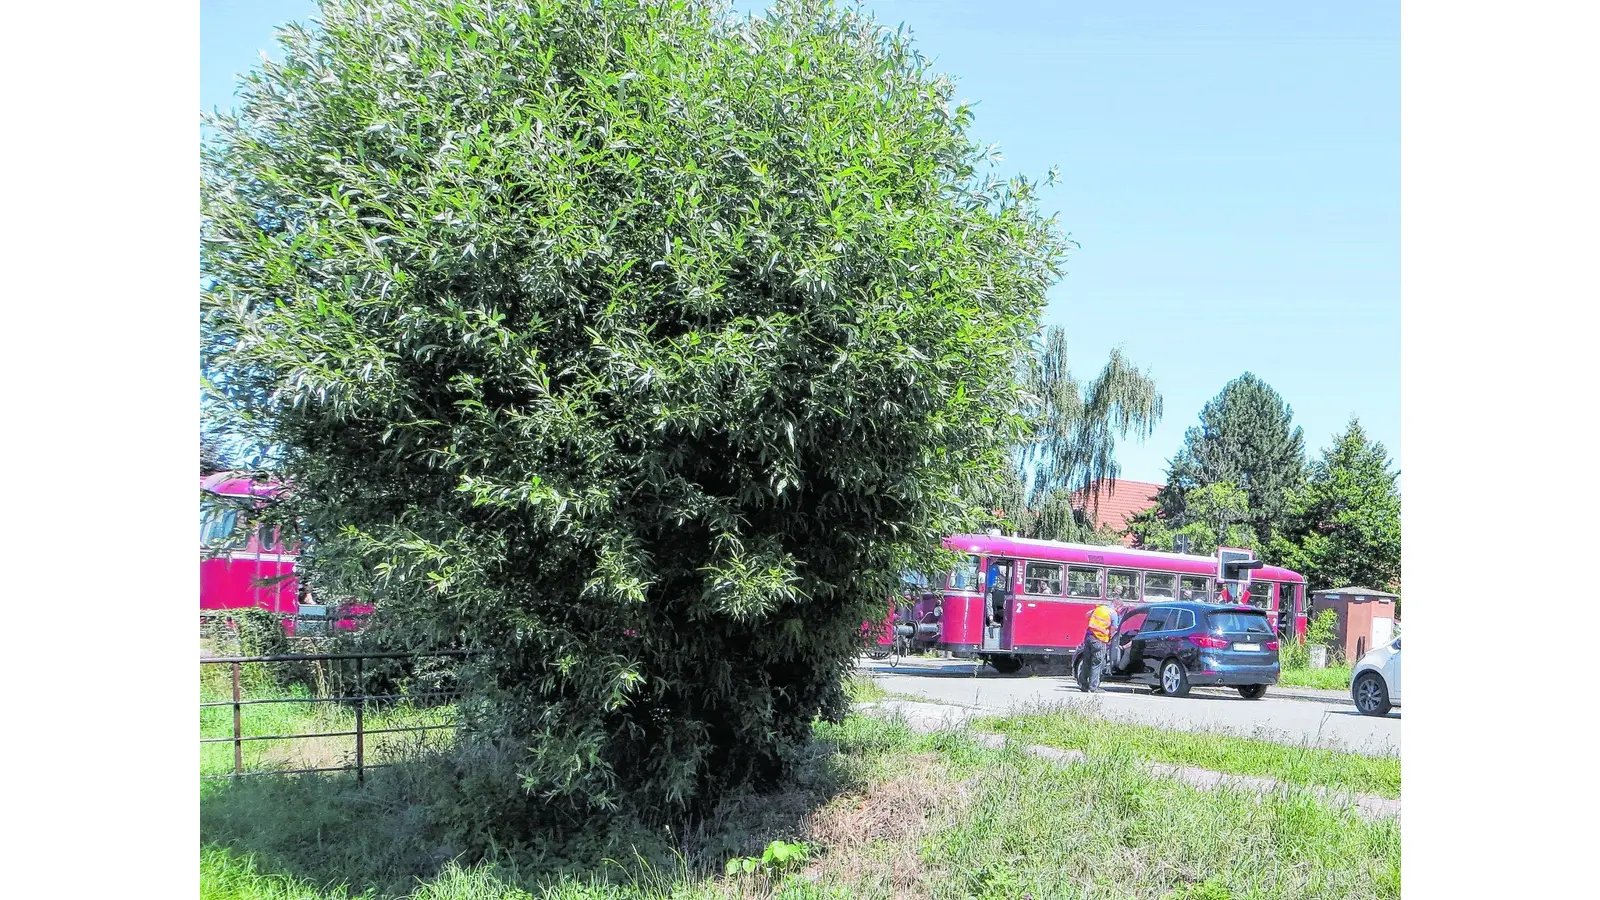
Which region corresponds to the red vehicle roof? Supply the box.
[943,533,1305,583]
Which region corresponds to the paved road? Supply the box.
[858,657,1400,757]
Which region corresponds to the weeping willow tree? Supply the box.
[987,325,1162,542]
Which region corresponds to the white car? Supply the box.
[1351,637,1401,715]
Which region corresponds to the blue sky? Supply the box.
[201,1,1399,485]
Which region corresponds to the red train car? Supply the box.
[200,473,370,634]
[888,534,1306,673]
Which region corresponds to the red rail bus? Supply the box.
[887,534,1307,673]
[200,473,370,634]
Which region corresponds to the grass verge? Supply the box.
[203,682,1399,900]
[1278,665,1354,691]
[978,704,1400,798]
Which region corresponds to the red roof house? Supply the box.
[1070,479,1164,546]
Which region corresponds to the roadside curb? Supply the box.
[1265,686,1353,706]
[857,699,1399,822]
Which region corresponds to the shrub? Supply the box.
[1306,608,1340,653]
[201,0,1064,824]
[234,607,290,658]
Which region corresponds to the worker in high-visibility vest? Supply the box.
[1083,602,1117,693]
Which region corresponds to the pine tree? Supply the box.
[1273,418,1401,591]
[1159,373,1306,541]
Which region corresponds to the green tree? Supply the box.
[1126,481,1256,556]
[201,0,1066,822]
[987,327,1161,543]
[1272,418,1401,592]
[1158,373,1306,541]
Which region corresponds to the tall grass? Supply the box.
[1277,665,1354,691]
[203,695,1399,900]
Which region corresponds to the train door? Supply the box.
[1277,584,1300,640]
[983,558,1015,650]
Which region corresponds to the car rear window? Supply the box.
[1207,611,1273,635]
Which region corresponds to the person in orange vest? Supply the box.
[1083,601,1118,693]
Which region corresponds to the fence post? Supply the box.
[355,655,365,784]
[232,661,243,777]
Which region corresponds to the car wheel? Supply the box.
[1237,684,1267,700]
[1352,671,1392,716]
[1159,659,1190,697]
[1074,655,1090,692]
[988,654,1024,675]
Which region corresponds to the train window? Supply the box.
[1024,562,1063,596]
[1107,570,1139,602]
[201,508,238,545]
[1143,572,1175,600]
[1278,583,1299,614]
[901,571,932,591]
[946,556,981,591]
[1247,581,1272,610]
[1066,566,1103,599]
[1179,575,1213,602]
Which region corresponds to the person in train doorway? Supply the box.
[1082,600,1118,693]
[985,562,1008,627]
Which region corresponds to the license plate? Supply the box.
[1234,643,1261,652]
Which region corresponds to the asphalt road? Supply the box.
[858,656,1401,757]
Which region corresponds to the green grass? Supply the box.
[978,705,1400,798]
[899,735,1398,900]
[842,675,889,705]
[200,664,455,777]
[203,701,1399,900]
[1277,665,1353,691]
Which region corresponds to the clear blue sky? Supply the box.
[201,1,1399,485]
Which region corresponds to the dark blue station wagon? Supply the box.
[1071,601,1281,699]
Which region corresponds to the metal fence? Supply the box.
[199,650,470,781]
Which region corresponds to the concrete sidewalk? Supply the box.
[858,698,1399,821]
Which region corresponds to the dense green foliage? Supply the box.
[1126,480,1256,555]
[1306,608,1340,652]
[1126,381,1400,604]
[1153,373,1306,544]
[200,0,1066,821]
[1271,418,1402,592]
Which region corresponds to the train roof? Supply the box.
[943,533,1305,582]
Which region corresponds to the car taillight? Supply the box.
[1187,634,1230,649]
[1265,640,1280,651]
